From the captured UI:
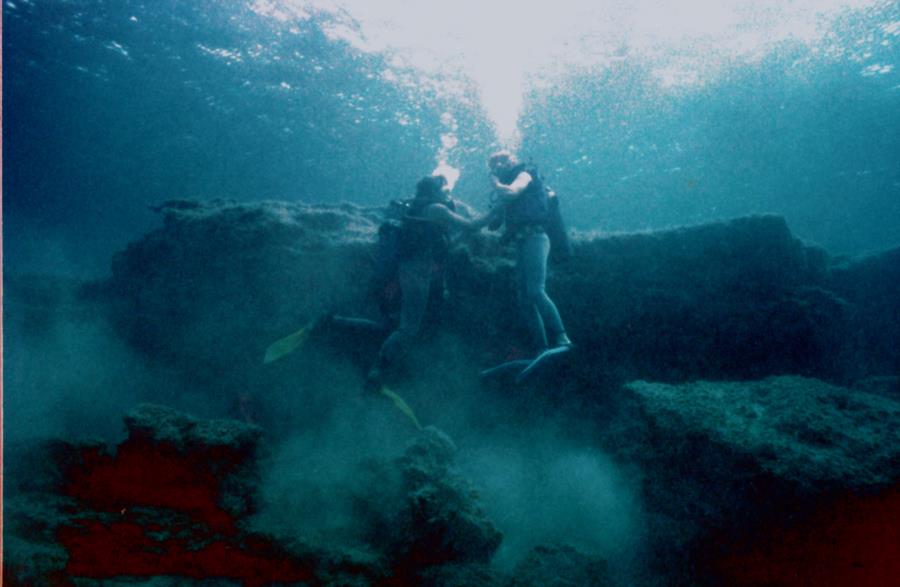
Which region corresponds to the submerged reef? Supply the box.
[5,199,900,585]
[97,200,893,390]
[4,406,493,586]
[623,376,900,584]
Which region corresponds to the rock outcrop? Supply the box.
[557,216,846,383]
[628,376,900,492]
[4,407,507,586]
[4,405,340,586]
[100,200,385,394]
[359,427,504,583]
[8,199,900,585]
[622,375,900,585]
[827,247,900,380]
[93,201,896,400]
[508,544,612,587]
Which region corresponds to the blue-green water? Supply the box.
[4,4,900,582]
[4,0,900,276]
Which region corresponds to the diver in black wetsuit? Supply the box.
[488,150,572,354]
[365,174,499,389]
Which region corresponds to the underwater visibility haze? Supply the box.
[5,0,900,276]
[4,1,900,585]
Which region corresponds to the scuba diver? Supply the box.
[365,174,500,389]
[488,150,572,355]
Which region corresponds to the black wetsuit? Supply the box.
[375,197,452,369]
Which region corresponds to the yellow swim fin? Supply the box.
[263,325,310,364]
[379,386,423,430]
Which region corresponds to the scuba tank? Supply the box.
[492,163,572,261]
[545,188,572,261]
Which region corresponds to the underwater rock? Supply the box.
[827,246,900,380]
[628,376,900,490]
[32,200,896,583]
[97,203,892,407]
[371,427,504,579]
[2,405,382,586]
[99,200,387,403]
[624,375,900,584]
[115,403,264,520]
[553,215,849,383]
[852,375,900,399]
[3,438,98,587]
[4,409,509,586]
[508,544,612,587]
[410,544,615,587]
[416,563,501,587]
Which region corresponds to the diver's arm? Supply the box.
[492,171,533,202]
[451,198,479,218]
[425,203,498,231]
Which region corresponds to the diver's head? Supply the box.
[488,150,518,176]
[415,174,449,202]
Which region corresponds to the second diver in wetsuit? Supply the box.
[488,150,572,355]
[366,174,499,389]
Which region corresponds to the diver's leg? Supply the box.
[517,235,548,351]
[370,257,431,382]
[522,233,568,347]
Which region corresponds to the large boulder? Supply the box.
[508,544,612,587]
[100,200,385,396]
[2,405,377,586]
[4,406,507,586]
[553,215,847,383]
[827,246,900,380]
[623,376,900,585]
[359,427,504,582]
[628,376,900,491]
